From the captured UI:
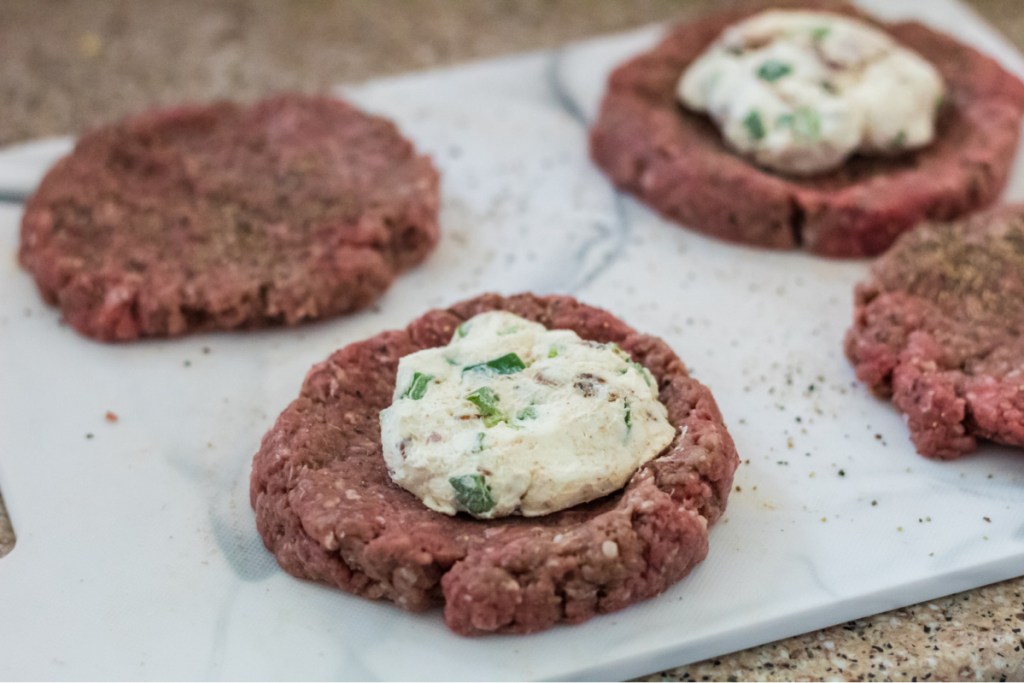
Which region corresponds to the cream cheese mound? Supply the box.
[678,9,945,175]
[379,311,676,519]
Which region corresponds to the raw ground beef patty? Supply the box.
[589,1,1024,257]
[250,293,739,635]
[19,94,439,341]
[846,205,1024,459]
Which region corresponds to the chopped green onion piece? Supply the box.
[516,405,538,421]
[497,325,520,336]
[624,401,633,431]
[466,386,506,427]
[811,26,831,41]
[548,345,559,358]
[777,107,820,141]
[455,322,470,339]
[611,345,652,385]
[757,60,792,82]
[472,432,486,453]
[444,356,459,366]
[401,372,433,400]
[629,360,653,387]
[743,110,766,141]
[449,473,494,515]
[890,131,907,149]
[463,352,527,376]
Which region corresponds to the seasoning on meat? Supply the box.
[845,205,1024,459]
[19,93,440,341]
[589,2,1024,256]
[249,294,739,635]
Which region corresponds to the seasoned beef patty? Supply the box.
[589,1,1024,257]
[846,206,1024,459]
[19,94,440,341]
[250,294,739,635]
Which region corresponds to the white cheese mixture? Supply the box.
[678,10,945,175]
[379,311,676,519]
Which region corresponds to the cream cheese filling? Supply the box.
[678,9,945,175]
[379,311,676,518]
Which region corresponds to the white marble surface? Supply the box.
[0,0,1022,679]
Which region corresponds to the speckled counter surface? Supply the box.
[0,1,1022,680]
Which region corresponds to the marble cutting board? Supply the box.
[0,0,1022,679]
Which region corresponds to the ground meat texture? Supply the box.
[845,205,1024,459]
[250,293,739,635]
[589,0,1024,258]
[19,94,440,341]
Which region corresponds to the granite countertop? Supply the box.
[1,1,1022,680]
